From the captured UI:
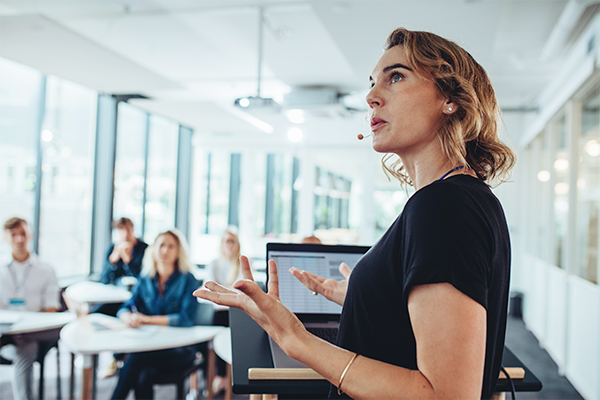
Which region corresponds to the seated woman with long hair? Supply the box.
[111,228,199,400]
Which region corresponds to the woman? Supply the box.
[195,28,515,400]
[111,229,199,400]
[205,226,242,288]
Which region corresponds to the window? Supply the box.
[533,131,551,261]
[553,115,568,269]
[112,102,148,238]
[189,150,234,264]
[265,153,294,237]
[38,76,97,277]
[144,115,179,242]
[373,189,411,239]
[0,57,42,253]
[314,167,353,232]
[575,85,600,283]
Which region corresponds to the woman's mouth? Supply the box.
[370,117,387,132]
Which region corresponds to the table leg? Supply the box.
[80,355,94,400]
[225,363,232,400]
[91,355,98,400]
[69,353,75,400]
[206,344,216,400]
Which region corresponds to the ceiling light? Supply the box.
[585,140,600,157]
[286,109,305,124]
[537,170,550,182]
[238,98,250,108]
[554,159,569,171]
[287,127,303,142]
[554,182,569,196]
[42,129,53,142]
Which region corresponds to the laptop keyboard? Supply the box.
[306,327,338,345]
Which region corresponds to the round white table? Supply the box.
[60,313,225,400]
[64,281,131,305]
[0,310,75,335]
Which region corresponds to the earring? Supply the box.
[448,107,453,112]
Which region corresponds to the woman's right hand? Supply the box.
[194,256,308,357]
[290,262,351,306]
[121,311,143,328]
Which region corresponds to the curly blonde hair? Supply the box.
[381,28,515,187]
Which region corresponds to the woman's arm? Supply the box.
[164,274,199,327]
[196,257,486,399]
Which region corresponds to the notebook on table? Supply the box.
[266,242,369,368]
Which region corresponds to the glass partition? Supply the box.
[553,115,568,269]
[575,85,600,283]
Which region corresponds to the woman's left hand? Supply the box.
[193,255,306,357]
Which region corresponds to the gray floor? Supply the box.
[0,318,583,400]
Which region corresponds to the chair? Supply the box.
[152,303,216,399]
[0,331,62,400]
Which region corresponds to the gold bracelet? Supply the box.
[337,353,359,395]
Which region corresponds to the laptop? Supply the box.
[266,242,370,368]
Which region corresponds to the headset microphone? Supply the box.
[357,133,372,140]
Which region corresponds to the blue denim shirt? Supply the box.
[117,270,199,327]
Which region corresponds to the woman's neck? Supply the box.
[156,262,175,282]
[397,142,474,190]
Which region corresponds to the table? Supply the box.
[0,310,75,335]
[229,308,542,399]
[213,328,232,400]
[0,310,75,400]
[63,281,131,307]
[61,280,133,398]
[60,313,225,400]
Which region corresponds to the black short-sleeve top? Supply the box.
[335,175,511,399]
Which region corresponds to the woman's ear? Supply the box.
[442,100,457,115]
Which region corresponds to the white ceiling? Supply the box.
[0,0,596,187]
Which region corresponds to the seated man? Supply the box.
[0,217,60,400]
[100,217,148,286]
[98,217,148,378]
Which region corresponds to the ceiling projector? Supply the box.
[234,96,280,112]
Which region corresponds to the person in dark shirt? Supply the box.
[98,217,148,378]
[100,217,148,286]
[195,27,516,399]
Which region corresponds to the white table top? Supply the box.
[0,310,75,335]
[60,313,225,355]
[64,281,131,304]
[213,327,231,364]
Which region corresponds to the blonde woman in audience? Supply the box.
[111,228,199,400]
[205,226,242,288]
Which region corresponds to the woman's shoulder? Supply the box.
[412,176,490,205]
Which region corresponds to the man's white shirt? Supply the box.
[0,253,60,311]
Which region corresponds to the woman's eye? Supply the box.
[391,73,403,83]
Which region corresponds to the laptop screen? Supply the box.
[266,243,369,315]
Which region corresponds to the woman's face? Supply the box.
[366,45,452,157]
[154,233,179,268]
[222,232,239,260]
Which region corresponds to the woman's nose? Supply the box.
[366,85,382,108]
